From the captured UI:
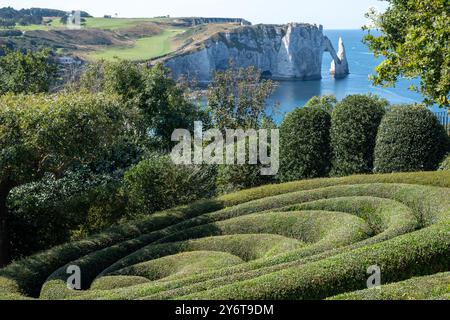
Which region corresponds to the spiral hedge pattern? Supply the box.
[1,171,449,300]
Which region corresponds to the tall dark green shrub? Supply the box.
[331,94,388,176]
[374,105,449,173]
[279,107,331,182]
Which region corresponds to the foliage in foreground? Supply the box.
[438,154,450,171]
[0,49,57,95]
[330,272,450,300]
[0,92,143,265]
[279,107,331,182]
[123,154,217,217]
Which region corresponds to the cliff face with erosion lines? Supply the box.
[162,23,349,82]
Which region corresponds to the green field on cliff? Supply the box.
[87,29,185,61]
[0,17,238,61]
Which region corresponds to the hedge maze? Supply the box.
[0,171,449,300]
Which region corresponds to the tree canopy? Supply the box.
[0,49,57,95]
[364,0,450,107]
[206,65,277,129]
[78,60,207,151]
[0,92,140,266]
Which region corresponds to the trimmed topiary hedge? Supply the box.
[331,94,387,176]
[329,272,450,300]
[0,171,449,300]
[374,105,449,173]
[279,107,331,182]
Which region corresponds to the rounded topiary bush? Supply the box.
[331,94,387,176]
[374,105,449,173]
[279,107,331,182]
[123,154,216,216]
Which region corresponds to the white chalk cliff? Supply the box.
[161,23,349,82]
[330,37,349,78]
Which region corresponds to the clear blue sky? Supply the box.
[3,0,388,29]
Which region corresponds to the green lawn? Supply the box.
[88,29,185,61]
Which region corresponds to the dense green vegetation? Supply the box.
[364,0,450,107]
[0,58,210,265]
[0,92,144,265]
[88,29,185,61]
[439,155,450,171]
[374,105,449,173]
[330,272,450,300]
[124,154,216,217]
[0,49,57,95]
[279,107,331,181]
[208,66,278,194]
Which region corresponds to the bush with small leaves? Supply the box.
[279,107,331,182]
[374,105,449,173]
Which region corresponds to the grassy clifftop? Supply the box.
[0,16,245,61]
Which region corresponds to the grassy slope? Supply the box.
[1,17,187,61]
[1,17,244,61]
[87,29,185,61]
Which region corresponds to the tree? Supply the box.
[206,65,277,130]
[7,169,107,259]
[0,49,57,95]
[304,95,338,114]
[207,66,278,193]
[0,18,15,29]
[364,0,450,107]
[0,92,137,266]
[331,94,388,176]
[140,64,208,150]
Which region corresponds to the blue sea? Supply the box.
[268,29,444,123]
